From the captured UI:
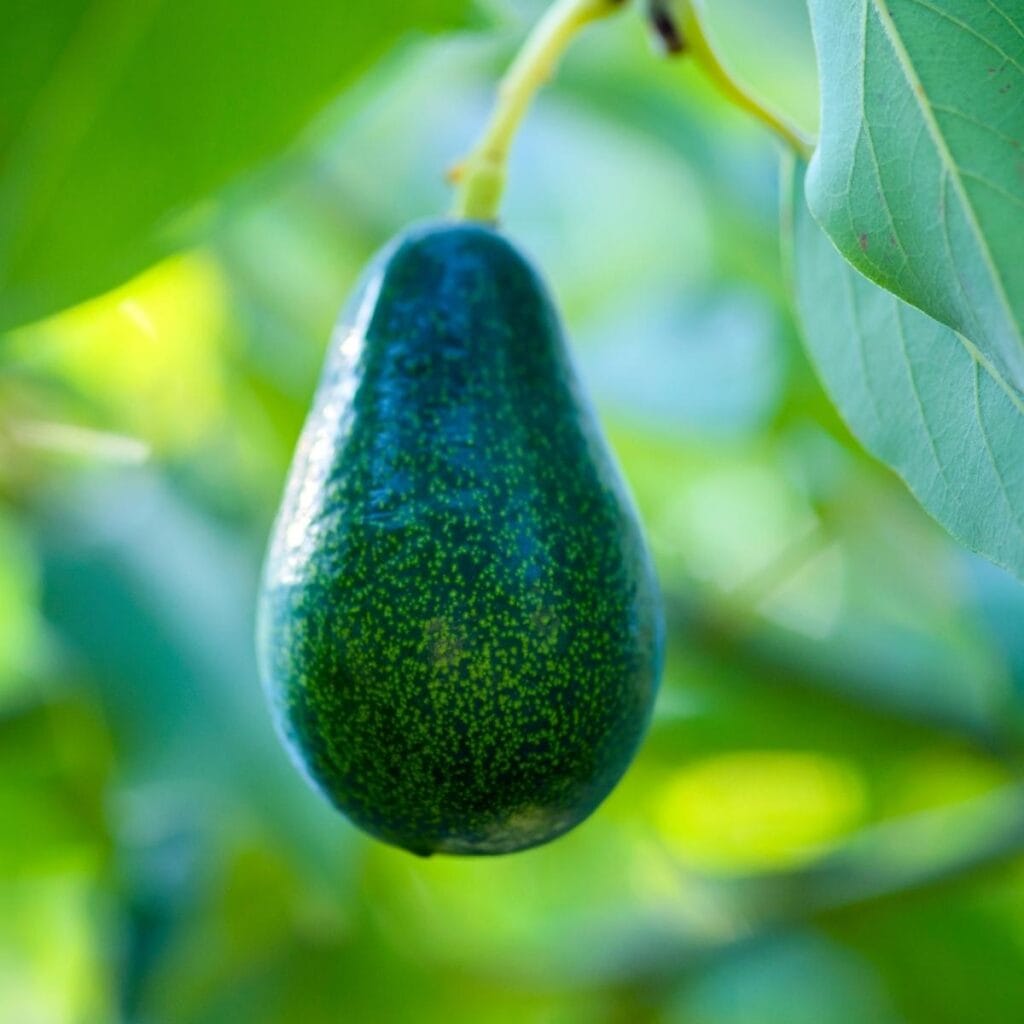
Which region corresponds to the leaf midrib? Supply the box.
[868,0,1023,354]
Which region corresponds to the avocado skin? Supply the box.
[258,221,663,856]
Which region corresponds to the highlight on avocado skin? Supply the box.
[257,221,664,856]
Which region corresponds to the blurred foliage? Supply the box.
[0,0,485,330]
[2,2,1024,1022]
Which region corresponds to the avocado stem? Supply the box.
[653,0,813,159]
[450,0,628,222]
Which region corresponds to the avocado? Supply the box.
[257,221,663,856]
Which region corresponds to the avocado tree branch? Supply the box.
[725,782,1024,925]
[647,0,814,159]
[665,589,1024,758]
[450,0,629,222]
[649,783,1024,983]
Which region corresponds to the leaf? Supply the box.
[804,0,1024,395]
[789,159,1024,581]
[0,0,483,331]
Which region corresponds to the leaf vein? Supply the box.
[931,103,1023,148]
[959,170,1024,210]
[839,258,883,425]
[904,0,1024,74]
[986,0,1024,43]
[868,0,1023,356]
[892,299,952,493]
[972,358,1024,542]
[938,167,985,343]
[956,330,1024,413]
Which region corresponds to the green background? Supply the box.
[3,1,1024,1021]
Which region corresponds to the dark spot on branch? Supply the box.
[647,1,686,55]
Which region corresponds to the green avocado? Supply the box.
[257,220,663,856]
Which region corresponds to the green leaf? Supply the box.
[804,0,1024,394]
[789,160,1024,581]
[0,0,482,331]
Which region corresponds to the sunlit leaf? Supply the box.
[0,510,43,707]
[12,252,227,453]
[0,875,113,1023]
[654,751,867,872]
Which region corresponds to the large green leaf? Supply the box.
[0,0,481,331]
[805,0,1024,395]
[789,160,1024,580]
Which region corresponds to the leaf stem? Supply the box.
[450,0,629,222]
[651,0,814,159]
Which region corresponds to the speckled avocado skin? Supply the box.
[257,221,663,856]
